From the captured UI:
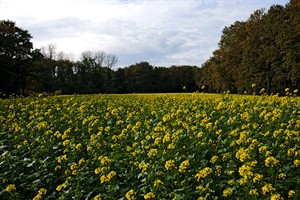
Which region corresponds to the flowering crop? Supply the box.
[1,93,300,199]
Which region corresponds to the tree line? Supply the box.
[0,20,198,97]
[1,0,299,97]
[197,0,300,95]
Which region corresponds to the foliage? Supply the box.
[1,93,300,199]
[196,1,300,95]
[0,20,42,96]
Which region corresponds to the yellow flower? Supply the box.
[33,188,47,200]
[222,188,233,197]
[252,173,263,183]
[178,160,189,173]
[95,167,101,174]
[79,158,85,165]
[5,184,16,192]
[107,171,117,180]
[294,89,298,93]
[75,143,82,149]
[62,139,70,146]
[227,179,235,186]
[236,148,250,162]
[154,179,163,187]
[294,159,300,167]
[271,193,282,200]
[100,175,107,184]
[56,183,66,191]
[144,192,155,199]
[259,146,268,154]
[139,162,150,172]
[238,165,253,179]
[211,155,218,164]
[147,149,158,157]
[165,160,175,170]
[38,188,47,195]
[99,156,112,165]
[195,167,212,181]
[278,173,286,180]
[216,129,222,135]
[70,163,77,170]
[288,190,295,198]
[57,154,67,163]
[249,189,258,196]
[287,148,295,156]
[196,185,206,191]
[93,194,102,200]
[126,189,136,200]
[215,165,222,176]
[197,131,203,138]
[261,183,275,195]
[265,156,279,167]
[33,194,42,200]
[87,146,93,151]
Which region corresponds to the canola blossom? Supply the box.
[1,93,300,199]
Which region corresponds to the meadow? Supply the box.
[1,92,300,200]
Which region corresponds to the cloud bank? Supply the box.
[0,0,289,68]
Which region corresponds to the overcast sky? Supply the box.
[0,0,289,68]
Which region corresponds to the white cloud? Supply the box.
[0,0,290,67]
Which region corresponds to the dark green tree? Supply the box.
[0,20,37,96]
[124,62,155,93]
[196,0,300,95]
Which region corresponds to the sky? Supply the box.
[0,0,290,68]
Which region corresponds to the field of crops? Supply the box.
[1,93,300,199]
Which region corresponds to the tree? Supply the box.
[196,0,300,95]
[0,20,37,96]
[124,62,155,93]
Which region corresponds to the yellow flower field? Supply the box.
[0,93,300,199]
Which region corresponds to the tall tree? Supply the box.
[0,20,37,96]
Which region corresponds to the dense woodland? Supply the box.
[198,0,300,94]
[0,0,299,97]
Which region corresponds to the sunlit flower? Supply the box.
[93,194,102,200]
[62,139,70,146]
[236,148,250,162]
[5,184,16,192]
[270,193,282,200]
[165,160,175,170]
[294,159,300,167]
[252,173,263,183]
[154,179,163,187]
[126,189,136,200]
[87,146,93,151]
[147,149,158,157]
[211,155,218,164]
[261,183,275,195]
[195,167,212,181]
[75,143,82,149]
[265,156,279,167]
[278,173,286,180]
[249,189,259,196]
[139,162,150,172]
[222,188,233,197]
[288,190,296,198]
[56,184,66,191]
[178,160,189,173]
[144,192,155,199]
